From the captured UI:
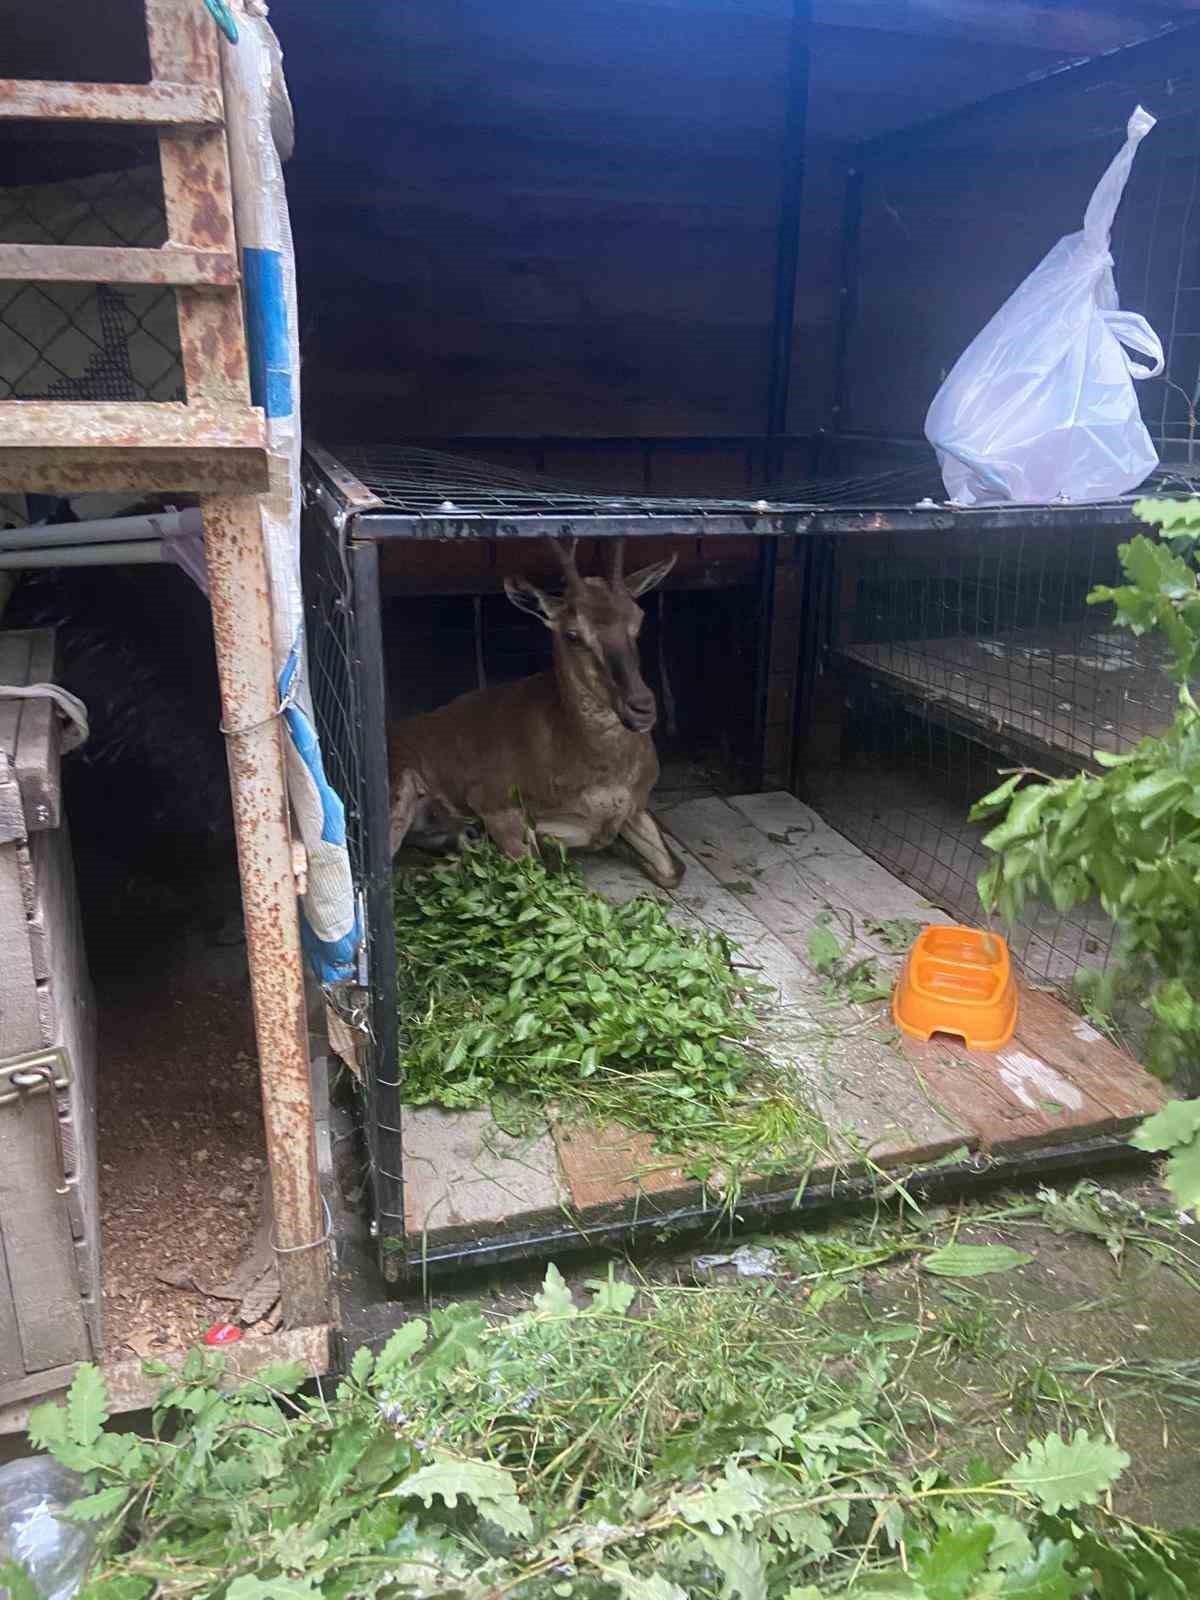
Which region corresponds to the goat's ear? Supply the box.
[624,554,676,599]
[504,575,556,625]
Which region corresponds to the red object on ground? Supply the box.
[203,1322,243,1346]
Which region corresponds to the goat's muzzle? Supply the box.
[619,692,657,734]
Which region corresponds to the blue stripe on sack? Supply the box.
[277,650,362,979]
[299,905,360,982]
[243,246,293,419]
[278,652,346,849]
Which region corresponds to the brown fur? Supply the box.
[387,539,685,888]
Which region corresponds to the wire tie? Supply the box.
[220,678,298,741]
[271,1194,333,1255]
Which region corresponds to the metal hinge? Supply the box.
[0,1046,72,1194]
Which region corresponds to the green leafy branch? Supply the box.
[12,1262,1194,1600]
[970,498,1200,1212]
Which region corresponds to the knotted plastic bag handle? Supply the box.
[1103,310,1165,380]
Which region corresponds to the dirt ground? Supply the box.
[85,859,271,1360]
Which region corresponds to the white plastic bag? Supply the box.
[0,1457,94,1600]
[925,106,1163,507]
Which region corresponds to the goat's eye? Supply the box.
[562,629,581,645]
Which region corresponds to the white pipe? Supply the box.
[0,542,166,569]
[0,506,203,553]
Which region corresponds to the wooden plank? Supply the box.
[810,1,1160,54]
[550,1119,694,1223]
[581,845,969,1175]
[842,622,1176,764]
[0,1324,331,1433]
[9,629,61,833]
[0,830,41,1058]
[0,1217,24,1384]
[31,821,100,1341]
[0,1081,91,1372]
[0,78,224,126]
[1010,987,1165,1124]
[730,793,955,928]
[667,794,947,977]
[0,633,31,792]
[899,1034,1135,1154]
[0,244,239,288]
[716,792,1164,1152]
[401,1106,569,1245]
[0,1361,78,1409]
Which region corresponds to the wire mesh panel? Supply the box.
[835,523,1169,765]
[1110,107,1200,463]
[803,521,1176,990]
[300,491,403,1268]
[806,694,1119,992]
[0,144,184,402]
[334,442,954,520]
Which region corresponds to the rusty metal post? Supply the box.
[143,0,329,1327]
[202,492,329,1326]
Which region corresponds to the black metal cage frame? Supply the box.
[299,442,1169,1277]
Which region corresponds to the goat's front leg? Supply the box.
[389,768,423,857]
[617,808,686,890]
[482,806,538,861]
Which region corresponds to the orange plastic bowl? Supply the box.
[892,925,1017,1052]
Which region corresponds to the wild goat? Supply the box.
[387,537,685,888]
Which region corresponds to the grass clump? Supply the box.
[394,842,809,1160]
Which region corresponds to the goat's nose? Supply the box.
[628,693,654,717]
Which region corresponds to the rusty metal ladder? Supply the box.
[0,0,331,1331]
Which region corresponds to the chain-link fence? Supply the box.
[0,140,184,403]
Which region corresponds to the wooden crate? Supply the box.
[0,629,99,1397]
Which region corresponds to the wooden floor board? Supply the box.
[398,790,1162,1256]
[584,836,970,1180]
[683,793,1164,1154]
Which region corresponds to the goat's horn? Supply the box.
[548,535,579,582]
[607,537,625,586]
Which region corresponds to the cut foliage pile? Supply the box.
[10,1257,1199,1599]
[394,844,809,1160]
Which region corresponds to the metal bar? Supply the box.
[0,508,200,551]
[354,504,1146,541]
[0,403,267,495]
[0,402,263,453]
[305,442,384,515]
[830,165,864,434]
[0,541,165,569]
[859,20,1199,167]
[0,244,238,287]
[145,0,250,411]
[146,0,326,1325]
[0,77,223,126]
[764,0,813,477]
[750,537,778,790]
[349,536,404,1274]
[202,492,329,1325]
[341,434,824,453]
